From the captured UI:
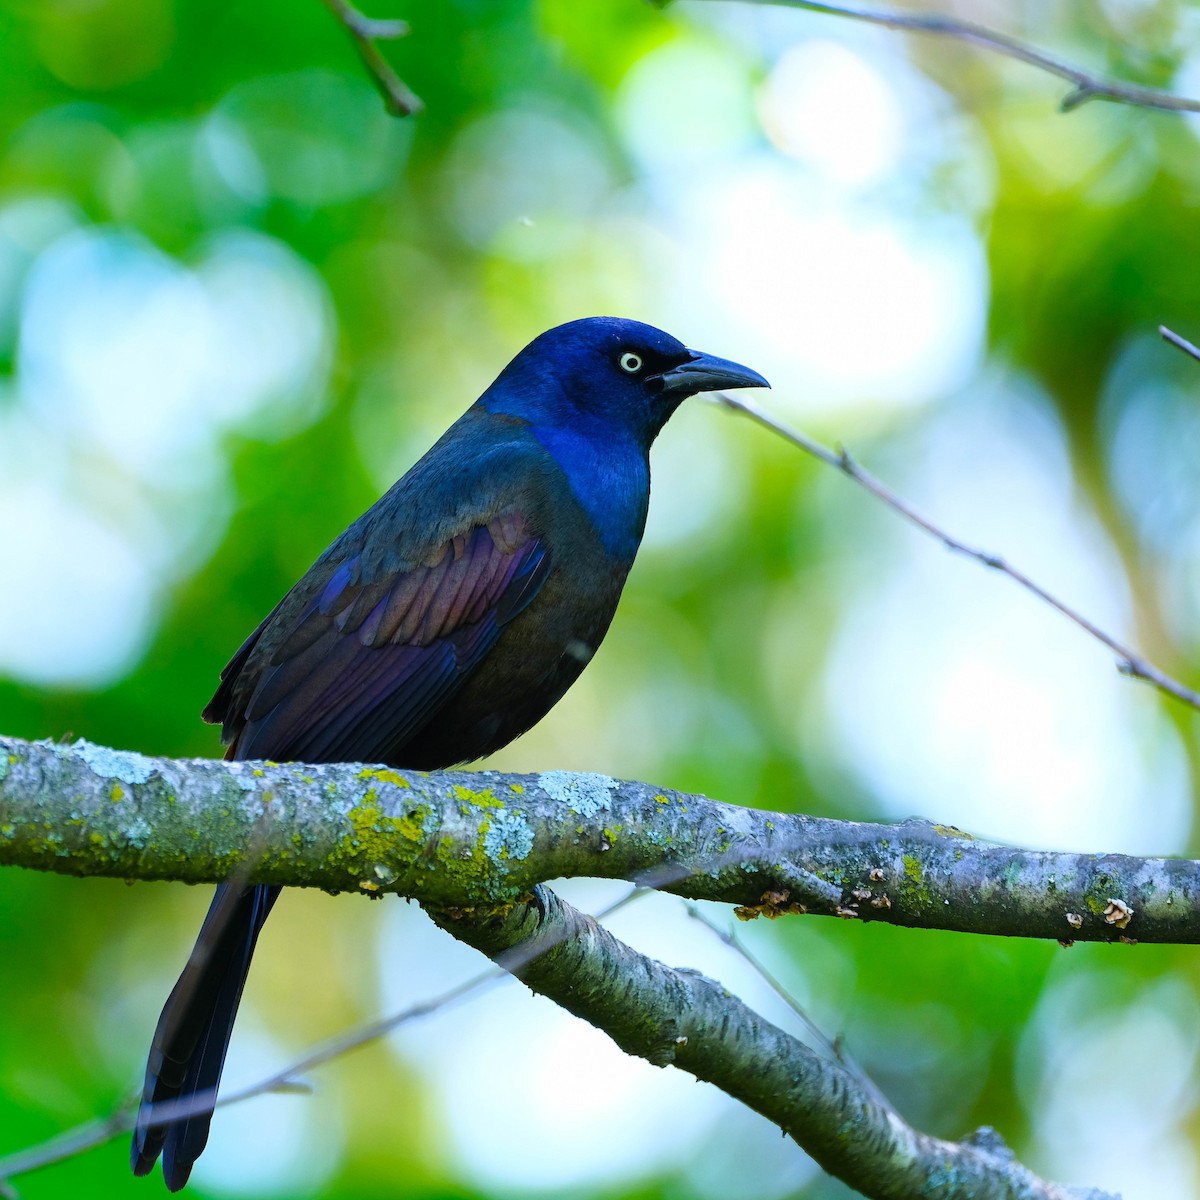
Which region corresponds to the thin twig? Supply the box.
[214,884,650,1113]
[0,853,849,1181]
[685,904,840,1055]
[0,971,493,1183]
[714,0,1200,115]
[1161,325,1200,364]
[711,391,1200,712]
[0,886,649,1185]
[684,903,892,1110]
[0,1108,134,1195]
[321,0,422,116]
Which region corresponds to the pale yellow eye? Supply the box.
[619,351,643,373]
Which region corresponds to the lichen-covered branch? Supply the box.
[2,733,1198,945]
[0,732,1147,1196]
[432,889,1111,1200]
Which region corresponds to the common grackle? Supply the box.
[131,316,768,1189]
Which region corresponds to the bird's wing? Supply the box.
[204,510,550,764]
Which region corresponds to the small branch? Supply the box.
[0,886,651,1187]
[0,1108,133,1195]
[321,0,422,116]
[684,902,891,1109]
[712,391,1200,713]
[714,0,1200,114]
[3,733,1198,944]
[1161,325,1200,364]
[432,888,1112,1200]
[0,968,501,1185]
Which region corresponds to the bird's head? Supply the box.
[480,316,769,448]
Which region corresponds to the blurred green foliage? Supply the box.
[3,2,1200,1197]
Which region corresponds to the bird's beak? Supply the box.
[658,351,770,397]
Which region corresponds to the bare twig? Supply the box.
[1161,325,1200,364]
[713,0,1200,114]
[0,970,499,1185]
[711,391,1200,712]
[686,903,839,1054]
[321,0,422,115]
[684,903,892,1109]
[0,884,649,1186]
[0,1108,135,1195]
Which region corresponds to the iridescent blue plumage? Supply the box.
[131,317,767,1190]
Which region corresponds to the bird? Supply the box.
[130,315,768,1190]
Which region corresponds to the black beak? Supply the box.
[658,350,770,397]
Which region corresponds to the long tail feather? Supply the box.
[131,883,280,1191]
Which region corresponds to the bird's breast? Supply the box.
[531,423,650,561]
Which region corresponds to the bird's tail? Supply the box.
[131,882,280,1191]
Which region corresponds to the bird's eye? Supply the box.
[618,351,643,374]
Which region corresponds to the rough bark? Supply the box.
[0,731,1161,1198]
[0,734,1184,945]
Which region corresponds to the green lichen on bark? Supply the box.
[1,733,1199,945]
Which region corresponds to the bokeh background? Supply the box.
[3,1,1200,1196]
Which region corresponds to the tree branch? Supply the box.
[0,863,1111,1200]
[2,733,1197,944]
[433,888,1111,1200]
[0,731,1160,1195]
[0,960,509,1187]
[713,0,1200,115]
[1161,324,1200,364]
[712,391,1200,713]
[321,0,422,115]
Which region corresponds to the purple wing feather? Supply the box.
[214,517,549,764]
